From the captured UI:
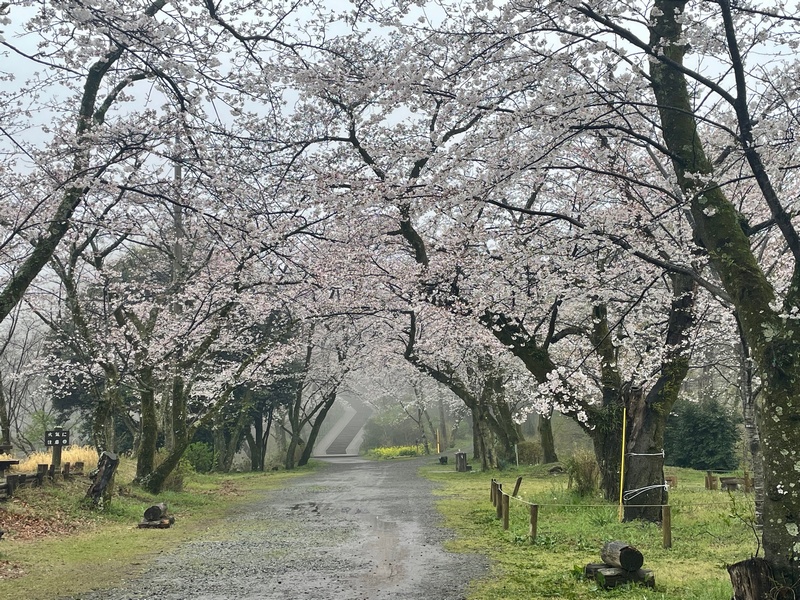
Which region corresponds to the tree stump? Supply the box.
[600,540,644,571]
[729,557,793,600]
[455,452,467,472]
[85,451,120,507]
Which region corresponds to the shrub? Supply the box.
[516,440,542,465]
[11,445,99,473]
[367,445,419,459]
[564,449,599,496]
[664,397,741,471]
[184,442,214,473]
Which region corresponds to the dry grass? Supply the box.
[7,445,100,473]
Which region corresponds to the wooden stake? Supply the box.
[512,476,523,498]
[502,494,510,530]
[662,505,672,549]
[496,485,503,520]
[491,479,496,505]
[529,504,538,542]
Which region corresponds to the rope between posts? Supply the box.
[493,490,736,509]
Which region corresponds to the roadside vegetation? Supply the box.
[364,445,423,459]
[423,462,755,600]
[0,457,316,600]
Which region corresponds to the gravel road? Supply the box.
[69,456,487,600]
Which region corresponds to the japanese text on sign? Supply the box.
[45,430,70,447]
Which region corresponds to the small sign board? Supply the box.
[45,430,70,447]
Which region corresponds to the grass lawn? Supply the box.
[0,457,317,600]
[423,463,757,600]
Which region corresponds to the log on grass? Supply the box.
[600,540,644,572]
[143,502,168,521]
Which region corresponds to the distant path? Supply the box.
[70,457,487,600]
[314,398,373,456]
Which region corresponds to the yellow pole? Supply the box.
[618,406,627,522]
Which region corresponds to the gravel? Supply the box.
[68,456,488,600]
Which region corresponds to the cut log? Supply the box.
[600,540,644,572]
[143,502,168,521]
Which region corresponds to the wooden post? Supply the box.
[662,505,672,549]
[502,494,510,530]
[74,461,84,475]
[491,479,496,506]
[744,471,753,493]
[529,504,539,542]
[36,464,47,486]
[496,485,503,519]
[6,474,18,496]
[63,462,71,479]
[51,426,63,478]
[512,476,523,498]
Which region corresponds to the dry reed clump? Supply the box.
[10,445,99,473]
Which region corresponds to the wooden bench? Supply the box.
[720,477,744,491]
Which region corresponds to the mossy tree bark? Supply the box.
[136,367,158,480]
[648,0,800,584]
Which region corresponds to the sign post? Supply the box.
[45,427,70,477]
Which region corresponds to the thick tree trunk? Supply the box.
[648,0,800,581]
[588,411,623,503]
[136,369,157,480]
[624,274,694,522]
[471,405,497,470]
[736,322,763,530]
[538,410,558,463]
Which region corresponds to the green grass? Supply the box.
[0,460,319,600]
[422,463,757,600]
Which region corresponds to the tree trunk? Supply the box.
[538,409,558,463]
[438,395,449,451]
[142,437,189,495]
[136,369,157,480]
[649,0,800,580]
[736,321,763,530]
[472,404,497,470]
[298,391,337,466]
[624,274,694,522]
[588,410,623,503]
[0,383,11,450]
